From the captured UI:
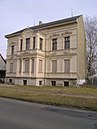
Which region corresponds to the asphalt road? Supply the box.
[0,98,97,129]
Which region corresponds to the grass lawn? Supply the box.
[0,85,97,111]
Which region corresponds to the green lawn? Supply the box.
[0,85,97,111]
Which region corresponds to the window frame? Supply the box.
[24,59,29,73]
[19,60,22,73]
[64,36,70,49]
[11,45,14,55]
[39,38,43,50]
[64,59,70,73]
[20,39,23,51]
[33,37,35,49]
[39,59,43,73]
[51,81,56,86]
[52,60,57,73]
[31,58,34,73]
[26,38,30,50]
[23,80,27,85]
[52,38,57,50]
[39,81,42,86]
[10,63,13,73]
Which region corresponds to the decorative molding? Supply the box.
[61,31,72,36]
[21,28,33,38]
[50,33,60,38]
[9,41,17,45]
[17,51,33,57]
[46,51,77,57]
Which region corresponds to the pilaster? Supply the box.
[29,58,32,77]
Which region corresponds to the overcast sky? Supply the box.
[0,0,97,58]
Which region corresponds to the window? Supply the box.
[39,81,42,86]
[32,58,34,73]
[20,39,23,51]
[26,38,30,50]
[52,38,57,50]
[64,59,70,73]
[64,36,70,49]
[51,81,56,86]
[19,60,22,73]
[39,59,42,73]
[10,63,13,73]
[39,38,43,50]
[13,61,16,73]
[25,59,29,73]
[52,60,57,73]
[64,81,69,87]
[23,80,27,85]
[33,37,35,49]
[11,45,14,55]
[9,79,12,84]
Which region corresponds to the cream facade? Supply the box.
[5,15,86,86]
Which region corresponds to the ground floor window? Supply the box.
[39,81,42,86]
[23,80,27,85]
[9,79,12,84]
[51,81,56,86]
[64,81,69,87]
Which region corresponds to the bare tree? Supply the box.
[85,17,97,79]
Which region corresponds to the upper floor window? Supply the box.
[52,60,57,73]
[14,61,16,73]
[26,38,30,50]
[64,59,70,73]
[32,58,34,73]
[19,60,22,73]
[64,36,70,49]
[10,63,13,73]
[33,37,35,49]
[11,45,14,55]
[39,38,43,50]
[39,59,43,73]
[25,59,29,73]
[20,39,23,51]
[52,38,57,50]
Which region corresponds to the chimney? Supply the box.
[39,21,42,25]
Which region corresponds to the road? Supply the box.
[0,98,97,129]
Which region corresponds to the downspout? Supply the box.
[44,33,46,86]
[76,20,79,86]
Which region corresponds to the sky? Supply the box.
[0,0,97,59]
